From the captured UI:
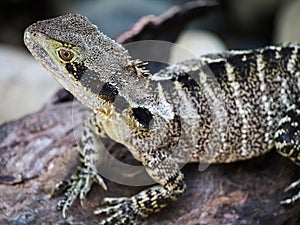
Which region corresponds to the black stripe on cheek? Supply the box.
[66,62,87,81]
[99,82,119,102]
[132,107,153,129]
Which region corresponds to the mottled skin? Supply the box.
[24,14,300,224]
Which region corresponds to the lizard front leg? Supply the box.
[56,114,108,217]
[95,149,186,225]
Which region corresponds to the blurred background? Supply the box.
[0,0,299,124]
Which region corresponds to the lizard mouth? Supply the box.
[24,29,61,76]
[24,30,44,60]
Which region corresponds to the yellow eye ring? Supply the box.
[57,49,75,62]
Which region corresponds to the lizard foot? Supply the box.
[94,196,148,225]
[56,166,107,217]
[94,185,173,225]
[281,178,300,205]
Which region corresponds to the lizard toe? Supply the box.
[101,197,129,206]
[95,197,146,225]
[56,166,107,217]
[281,178,300,205]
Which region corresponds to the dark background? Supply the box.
[0,0,299,48]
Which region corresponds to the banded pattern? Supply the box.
[275,103,300,165]
[151,44,300,164]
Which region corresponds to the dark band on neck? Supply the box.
[132,107,153,129]
[99,82,119,102]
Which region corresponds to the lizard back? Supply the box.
[150,44,300,164]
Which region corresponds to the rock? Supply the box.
[1,100,300,225]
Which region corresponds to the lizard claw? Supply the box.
[281,178,300,205]
[283,178,300,192]
[280,191,300,205]
[56,166,107,217]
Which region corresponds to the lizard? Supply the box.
[23,13,300,225]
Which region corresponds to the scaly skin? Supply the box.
[24,14,300,224]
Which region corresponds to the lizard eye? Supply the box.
[58,49,75,62]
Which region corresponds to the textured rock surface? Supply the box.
[1,101,299,225]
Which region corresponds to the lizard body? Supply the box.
[24,14,300,224]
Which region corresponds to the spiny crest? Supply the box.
[126,59,151,78]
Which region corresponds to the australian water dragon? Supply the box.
[24,14,300,224]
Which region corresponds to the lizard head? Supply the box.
[24,13,175,126]
[24,13,136,113]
